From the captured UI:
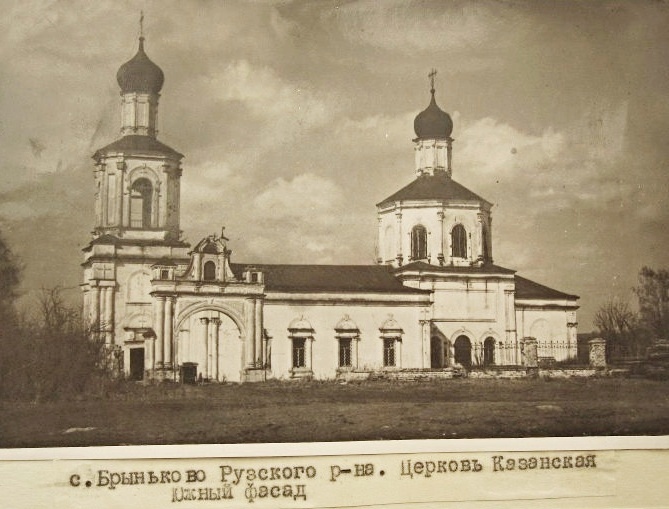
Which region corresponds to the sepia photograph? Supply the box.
[0,0,668,449]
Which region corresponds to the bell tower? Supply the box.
[91,28,183,243]
[83,21,190,379]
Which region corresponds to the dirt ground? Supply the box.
[1,377,668,448]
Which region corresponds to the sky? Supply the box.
[0,0,668,331]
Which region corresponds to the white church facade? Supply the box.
[81,36,579,382]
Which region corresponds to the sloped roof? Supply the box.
[93,135,183,159]
[83,234,189,251]
[230,263,428,294]
[398,261,516,275]
[378,173,489,206]
[515,275,579,300]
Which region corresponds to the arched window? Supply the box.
[129,178,153,228]
[452,224,467,259]
[203,261,216,281]
[411,225,427,260]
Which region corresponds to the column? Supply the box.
[376,216,383,263]
[104,286,114,344]
[420,319,430,369]
[395,211,403,266]
[504,289,518,364]
[437,211,445,265]
[91,286,100,329]
[146,334,155,372]
[154,180,161,229]
[254,300,263,368]
[210,318,221,381]
[99,287,106,334]
[245,300,256,368]
[154,297,165,368]
[477,212,485,261]
[200,318,210,379]
[163,297,174,370]
[446,138,453,177]
[115,161,125,226]
[101,167,108,226]
[305,336,313,372]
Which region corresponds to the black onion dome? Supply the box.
[414,90,453,139]
[116,37,164,94]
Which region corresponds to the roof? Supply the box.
[378,173,489,206]
[93,135,183,160]
[514,275,579,300]
[229,263,428,294]
[397,261,516,275]
[83,234,189,251]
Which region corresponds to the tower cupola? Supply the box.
[414,88,453,140]
[116,37,165,95]
[413,70,454,177]
[116,17,164,139]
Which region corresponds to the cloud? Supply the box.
[253,173,344,225]
[326,0,528,57]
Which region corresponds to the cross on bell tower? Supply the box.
[428,69,437,93]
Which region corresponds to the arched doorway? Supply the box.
[483,337,495,367]
[454,335,472,368]
[176,309,243,382]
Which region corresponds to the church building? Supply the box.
[81,35,579,382]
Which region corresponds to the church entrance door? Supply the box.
[129,348,144,380]
[454,336,472,368]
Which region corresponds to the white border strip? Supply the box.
[1,436,668,461]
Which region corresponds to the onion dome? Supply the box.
[414,88,453,139]
[116,37,164,94]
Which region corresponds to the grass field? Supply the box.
[1,377,668,448]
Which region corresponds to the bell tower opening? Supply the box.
[130,178,153,228]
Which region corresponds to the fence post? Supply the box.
[589,338,607,369]
[521,337,538,376]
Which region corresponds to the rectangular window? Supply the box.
[383,338,396,367]
[339,338,352,368]
[161,269,170,280]
[292,338,306,368]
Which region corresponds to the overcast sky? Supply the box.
[0,0,668,330]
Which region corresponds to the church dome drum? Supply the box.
[116,37,165,94]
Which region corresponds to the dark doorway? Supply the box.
[483,337,495,367]
[454,335,472,368]
[129,348,145,380]
[430,336,443,368]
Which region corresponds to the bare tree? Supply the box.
[635,267,669,340]
[593,298,642,359]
